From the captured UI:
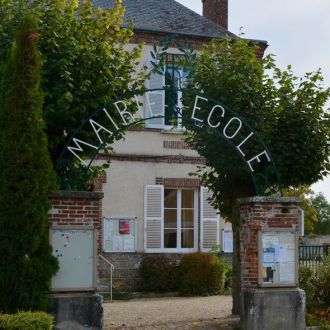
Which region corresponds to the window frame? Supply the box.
[103,217,138,253]
[145,53,186,130]
[163,66,184,130]
[163,188,198,253]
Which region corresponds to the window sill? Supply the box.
[145,248,198,253]
[161,128,185,135]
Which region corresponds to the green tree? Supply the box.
[284,186,318,234]
[185,37,330,313]
[310,192,330,234]
[0,0,145,163]
[0,16,58,313]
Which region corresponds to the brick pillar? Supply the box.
[238,196,301,288]
[49,191,104,253]
[237,196,305,330]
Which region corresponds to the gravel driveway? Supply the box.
[104,296,238,329]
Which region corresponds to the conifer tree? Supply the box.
[0,16,58,313]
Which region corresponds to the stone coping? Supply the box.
[50,191,104,200]
[237,196,301,205]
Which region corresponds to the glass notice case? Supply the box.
[258,228,298,287]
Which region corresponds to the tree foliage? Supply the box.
[0,16,58,313]
[0,0,145,163]
[284,188,330,235]
[185,37,330,314]
[284,186,318,234]
[185,37,330,217]
[310,192,330,234]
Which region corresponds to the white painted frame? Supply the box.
[200,187,220,252]
[145,187,198,253]
[144,185,164,253]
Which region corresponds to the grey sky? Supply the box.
[176,0,330,200]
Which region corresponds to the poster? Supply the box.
[263,247,275,263]
[119,220,130,235]
[280,261,295,282]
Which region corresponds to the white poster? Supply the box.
[280,261,295,283]
[223,231,233,252]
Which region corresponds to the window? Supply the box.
[144,185,221,253]
[145,53,185,129]
[164,188,196,250]
[222,230,233,253]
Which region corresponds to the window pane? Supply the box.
[164,209,177,228]
[182,190,194,208]
[181,209,194,228]
[181,229,194,248]
[164,189,177,208]
[164,229,177,248]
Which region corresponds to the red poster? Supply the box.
[119,220,130,235]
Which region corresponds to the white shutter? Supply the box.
[145,61,165,128]
[144,185,164,251]
[200,187,219,252]
[103,217,112,252]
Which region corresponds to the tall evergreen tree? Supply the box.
[0,16,58,313]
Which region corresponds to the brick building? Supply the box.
[91,0,268,291]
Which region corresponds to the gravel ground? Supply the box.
[104,296,238,329]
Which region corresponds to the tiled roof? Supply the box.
[94,0,237,39]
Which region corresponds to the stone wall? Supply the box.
[300,235,330,246]
[99,253,183,292]
[98,252,233,292]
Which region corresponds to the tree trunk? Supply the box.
[231,202,241,315]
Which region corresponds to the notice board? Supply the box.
[103,217,136,252]
[50,228,96,291]
[258,229,298,287]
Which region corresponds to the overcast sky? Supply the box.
[177,0,330,200]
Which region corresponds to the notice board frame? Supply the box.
[258,227,299,288]
[49,225,97,292]
[103,217,137,253]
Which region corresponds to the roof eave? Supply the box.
[132,26,235,41]
[131,27,268,47]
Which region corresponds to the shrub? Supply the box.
[140,256,177,292]
[299,266,316,306]
[176,252,226,296]
[210,246,232,292]
[223,263,233,292]
[315,256,330,305]
[0,311,53,330]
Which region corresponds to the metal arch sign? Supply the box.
[56,87,282,196]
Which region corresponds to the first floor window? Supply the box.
[144,185,222,253]
[164,188,197,250]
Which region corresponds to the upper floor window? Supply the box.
[145,53,186,129]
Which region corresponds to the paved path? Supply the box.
[104,296,238,329]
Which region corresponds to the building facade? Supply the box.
[93,0,267,292]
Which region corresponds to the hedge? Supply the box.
[176,252,226,296]
[0,311,53,330]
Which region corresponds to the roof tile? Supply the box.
[94,0,237,39]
